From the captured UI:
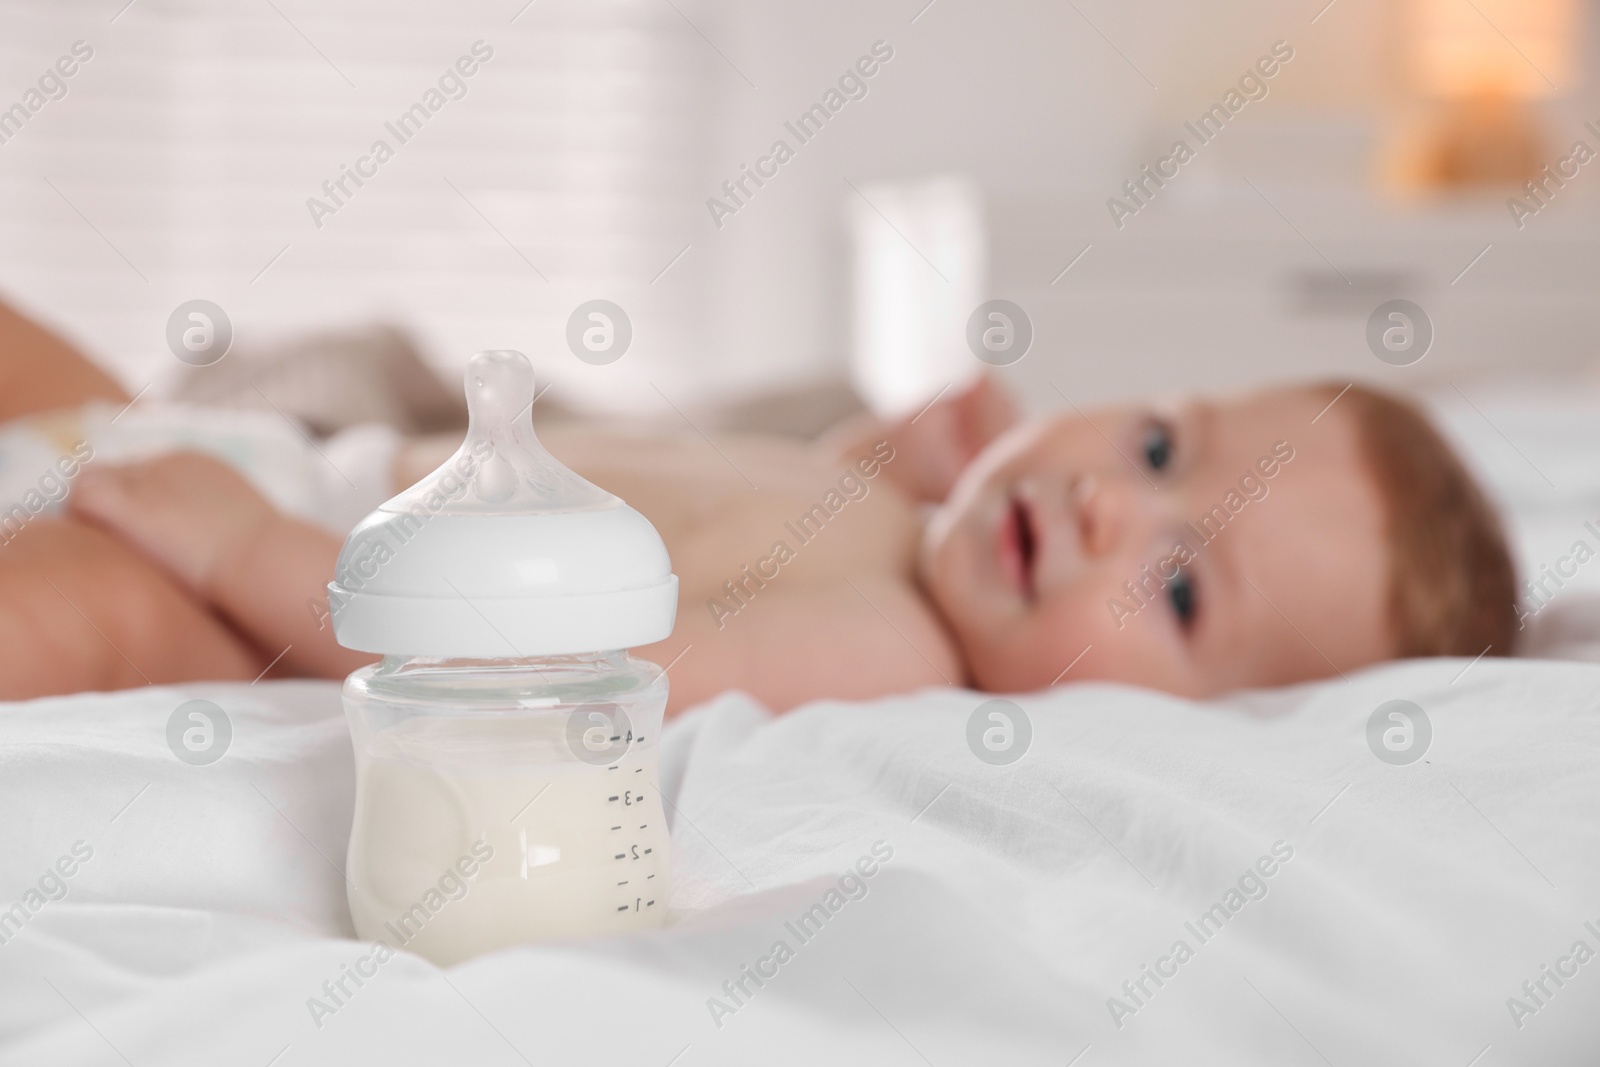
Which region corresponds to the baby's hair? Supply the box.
[1320,382,1518,659]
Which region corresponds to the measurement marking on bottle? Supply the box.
[617,880,628,886]
[616,904,628,912]
[643,848,653,855]
[647,873,655,879]
[614,853,626,860]
[647,900,655,907]
[639,824,647,830]
[611,825,622,831]
[608,795,619,801]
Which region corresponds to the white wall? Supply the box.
[1,0,1596,415]
[688,0,1600,410]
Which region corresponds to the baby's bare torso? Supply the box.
[403,426,963,712]
[544,427,915,589]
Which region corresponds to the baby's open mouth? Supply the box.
[1000,494,1038,600]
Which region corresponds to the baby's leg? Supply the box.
[0,517,264,699]
[0,296,128,421]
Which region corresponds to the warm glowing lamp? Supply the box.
[1413,0,1576,99]
[1395,0,1579,189]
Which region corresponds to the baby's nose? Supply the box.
[1068,472,1149,558]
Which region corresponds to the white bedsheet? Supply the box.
[2,656,1597,1066]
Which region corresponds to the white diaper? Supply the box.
[0,401,401,535]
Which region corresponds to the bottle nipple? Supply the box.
[466,352,527,504]
[379,350,617,516]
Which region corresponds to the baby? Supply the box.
[0,302,1518,711]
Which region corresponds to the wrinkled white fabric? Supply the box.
[0,402,398,536]
[1,655,1596,1066]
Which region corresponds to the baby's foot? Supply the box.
[68,451,278,597]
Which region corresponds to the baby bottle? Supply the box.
[329,350,678,966]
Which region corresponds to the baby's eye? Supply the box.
[1142,420,1174,472]
[1168,568,1197,630]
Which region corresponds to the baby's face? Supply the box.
[919,386,1395,697]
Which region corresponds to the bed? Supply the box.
[2,387,1599,1066]
[2,657,1597,1066]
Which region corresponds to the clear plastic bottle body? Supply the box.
[341,650,670,966]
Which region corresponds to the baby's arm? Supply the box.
[69,453,375,679]
[816,376,1017,504]
[639,573,964,716]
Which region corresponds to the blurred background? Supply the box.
[1,0,1597,421]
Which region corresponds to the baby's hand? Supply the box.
[826,376,1018,503]
[69,451,279,597]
